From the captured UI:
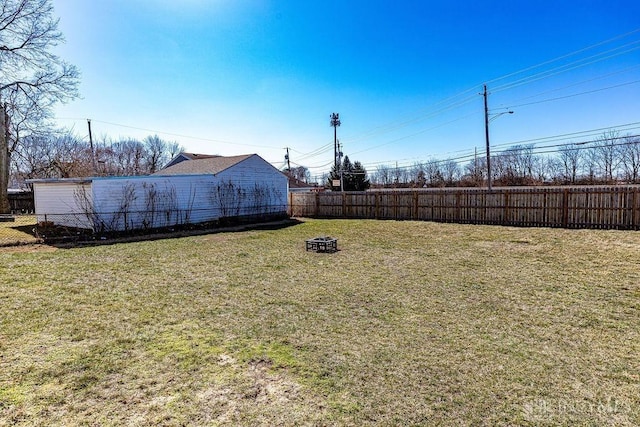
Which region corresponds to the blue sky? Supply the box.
[52,1,640,180]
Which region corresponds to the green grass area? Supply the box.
[1,219,639,425]
[0,216,38,246]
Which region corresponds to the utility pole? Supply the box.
[87,119,97,175]
[330,113,341,171]
[482,86,513,190]
[284,147,291,171]
[483,85,492,191]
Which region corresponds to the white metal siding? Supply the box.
[215,155,288,217]
[91,175,219,231]
[32,182,94,229]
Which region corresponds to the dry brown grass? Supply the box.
[1,219,639,425]
[0,216,38,247]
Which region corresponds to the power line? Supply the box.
[354,124,640,173]
[341,75,640,162]
[340,93,480,144]
[306,122,640,179]
[502,64,640,105]
[491,40,640,93]
[485,27,640,87]
[55,117,283,150]
[349,111,482,156]
[293,142,334,162]
[326,132,639,181]
[506,80,640,109]
[491,121,640,149]
[337,28,640,147]
[338,50,639,154]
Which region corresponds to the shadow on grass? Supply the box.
[45,217,305,249]
[11,223,37,236]
[0,220,40,247]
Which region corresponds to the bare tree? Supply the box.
[142,135,184,173]
[584,144,599,183]
[620,135,640,183]
[557,143,583,183]
[114,138,145,176]
[391,163,403,186]
[409,162,426,187]
[374,164,392,186]
[531,155,554,183]
[463,156,485,186]
[11,134,54,184]
[285,165,310,183]
[441,159,460,186]
[48,134,93,178]
[143,135,166,173]
[592,130,621,182]
[513,144,535,179]
[0,0,80,212]
[490,153,508,184]
[424,160,444,187]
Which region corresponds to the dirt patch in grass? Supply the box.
[1,219,639,425]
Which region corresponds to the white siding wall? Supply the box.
[31,156,288,233]
[215,155,288,217]
[91,175,219,231]
[33,182,94,229]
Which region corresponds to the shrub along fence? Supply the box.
[289,186,640,230]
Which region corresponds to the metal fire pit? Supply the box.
[305,236,338,253]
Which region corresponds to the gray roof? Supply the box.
[162,152,222,169]
[153,154,254,176]
[179,153,221,161]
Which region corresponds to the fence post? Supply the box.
[562,188,570,228]
[342,192,347,218]
[394,192,398,220]
[315,191,320,217]
[504,190,510,225]
[633,188,638,230]
[413,191,419,220]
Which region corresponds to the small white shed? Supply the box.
[29,154,288,232]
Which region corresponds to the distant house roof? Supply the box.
[163,152,222,169]
[154,154,254,176]
[288,177,310,189]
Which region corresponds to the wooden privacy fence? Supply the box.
[289,186,640,230]
[8,191,34,213]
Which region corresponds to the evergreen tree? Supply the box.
[327,156,370,191]
[351,161,370,191]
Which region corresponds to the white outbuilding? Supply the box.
[29,153,288,232]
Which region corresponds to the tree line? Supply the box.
[11,132,184,187]
[370,131,640,188]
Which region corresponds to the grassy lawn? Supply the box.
[1,219,639,426]
[0,216,38,246]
